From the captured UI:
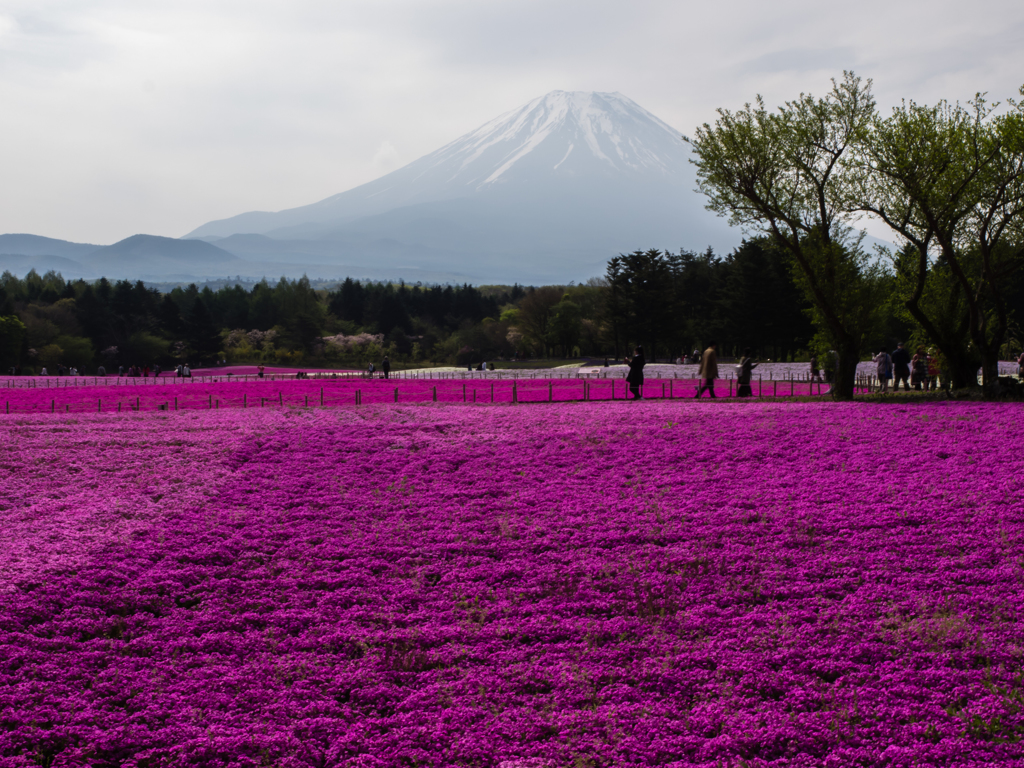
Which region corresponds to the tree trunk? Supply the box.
[902,299,977,390]
[944,350,979,390]
[968,305,1005,395]
[831,339,859,401]
[979,348,1000,394]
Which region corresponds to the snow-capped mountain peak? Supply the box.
[188,90,692,238]
[427,90,684,188]
[183,91,735,282]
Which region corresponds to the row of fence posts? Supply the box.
[5,375,835,415]
[4,368,840,389]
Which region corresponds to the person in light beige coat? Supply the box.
[695,341,718,398]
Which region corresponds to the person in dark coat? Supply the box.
[891,342,911,391]
[382,356,391,380]
[625,345,645,400]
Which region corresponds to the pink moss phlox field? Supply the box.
[0,377,832,415]
[2,402,1024,767]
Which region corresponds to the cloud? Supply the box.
[741,47,859,75]
[372,140,400,172]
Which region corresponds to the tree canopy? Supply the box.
[688,73,1024,397]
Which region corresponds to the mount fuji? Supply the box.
[185,91,738,282]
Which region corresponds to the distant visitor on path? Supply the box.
[382,356,391,380]
[258,364,265,378]
[695,341,718,398]
[810,355,822,382]
[1018,351,1024,380]
[367,362,375,378]
[625,345,645,400]
[892,342,911,391]
[873,349,893,393]
[911,346,928,390]
[736,348,757,397]
[927,348,942,390]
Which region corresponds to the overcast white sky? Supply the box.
[2,0,1023,244]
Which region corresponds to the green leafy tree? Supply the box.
[717,239,815,360]
[687,72,880,399]
[854,92,1024,391]
[0,315,26,368]
[185,298,221,364]
[547,296,583,357]
[607,250,675,360]
[52,335,95,371]
[517,286,563,357]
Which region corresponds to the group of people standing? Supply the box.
[366,356,391,379]
[116,365,159,378]
[872,343,941,392]
[40,364,82,376]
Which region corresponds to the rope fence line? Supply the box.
[1,376,842,416]
[0,368,844,389]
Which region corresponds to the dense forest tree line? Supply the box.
[1,232,1022,376]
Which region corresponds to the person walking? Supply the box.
[736,348,757,397]
[1018,350,1024,381]
[873,348,893,392]
[257,364,265,379]
[695,341,718,398]
[382,355,391,380]
[927,348,941,390]
[625,345,645,400]
[892,342,911,391]
[911,346,928,390]
[810,355,822,382]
